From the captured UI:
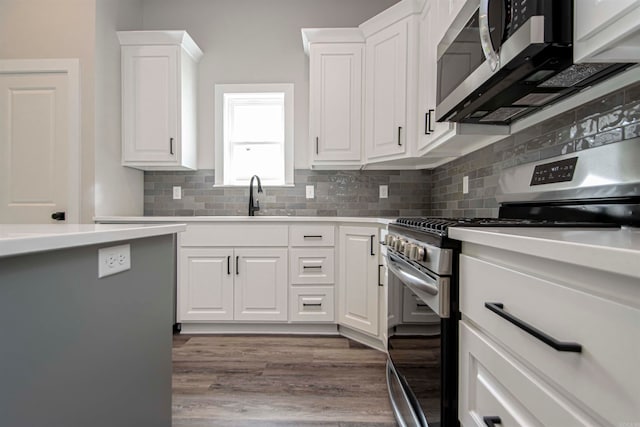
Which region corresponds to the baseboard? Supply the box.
[180,322,339,335]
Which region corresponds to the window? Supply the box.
[215,83,294,186]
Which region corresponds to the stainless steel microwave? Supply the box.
[435,0,633,125]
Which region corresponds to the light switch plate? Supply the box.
[306,185,314,199]
[379,185,388,199]
[173,186,182,200]
[98,244,131,278]
[462,176,469,194]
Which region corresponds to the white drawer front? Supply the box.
[289,225,335,247]
[180,224,288,247]
[290,287,334,322]
[289,248,335,284]
[460,255,640,425]
[459,321,596,427]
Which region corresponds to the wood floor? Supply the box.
[172,335,396,427]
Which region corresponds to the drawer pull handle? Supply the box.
[303,303,322,307]
[484,302,582,353]
[370,235,375,256]
[236,256,239,275]
[483,416,502,427]
[303,235,323,239]
[227,256,231,275]
[303,265,322,269]
[416,303,428,308]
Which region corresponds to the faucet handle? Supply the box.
[255,200,260,211]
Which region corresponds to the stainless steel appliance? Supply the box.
[435,0,634,125]
[385,138,639,427]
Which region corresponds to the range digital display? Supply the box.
[530,157,578,186]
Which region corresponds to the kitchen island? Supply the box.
[0,223,185,427]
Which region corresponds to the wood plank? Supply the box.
[172,335,395,426]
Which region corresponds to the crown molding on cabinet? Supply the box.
[117,30,203,61]
[301,28,365,55]
[359,0,424,38]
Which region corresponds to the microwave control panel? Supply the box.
[530,156,578,186]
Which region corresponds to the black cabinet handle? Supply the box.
[428,109,435,132]
[378,264,383,287]
[170,137,174,155]
[303,235,323,239]
[303,303,322,307]
[485,303,582,353]
[370,235,375,256]
[416,303,428,308]
[303,265,322,270]
[227,256,231,275]
[235,256,239,275]
[397,126,402,146]
[483,416,502,427]
[424,112,431,135]
[316,137,319,155]
[51,211,66,221]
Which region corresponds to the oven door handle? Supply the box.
[387,255,439,296]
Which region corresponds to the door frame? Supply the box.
[0,58,81,223]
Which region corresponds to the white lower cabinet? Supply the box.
[178,247,234,321]
[178,245,287,322]
[458,252,640,426]
[234,248,288,321]
[338,226,379,336]
[290,287,335,322]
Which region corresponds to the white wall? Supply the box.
[140,0,399,169]
[0,0,97,222]
[95,0,145,217]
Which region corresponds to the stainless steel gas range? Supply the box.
[384,138,640,427]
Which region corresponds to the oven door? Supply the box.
[386,252,448,427]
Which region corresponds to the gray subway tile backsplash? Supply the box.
[144,80,640,219]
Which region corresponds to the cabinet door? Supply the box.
[178,248,234,321]
[309,44,363,163]
[574,0,640,62]
[364,20,408,160]
[234,248,288,321]
[417,0,455,153]
[121,45,179,164]
[338,226,379,336]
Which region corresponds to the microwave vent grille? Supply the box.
[538,63,611,88]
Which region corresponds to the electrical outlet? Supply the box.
[306,185,315,199]
[98,244,131,278]
[463,176,469,194]
[379,185,388,199]
[173,186,182,200]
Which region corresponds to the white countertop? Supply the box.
[94,215,393,225]
[0,223,186,258]
[449,226,640,279]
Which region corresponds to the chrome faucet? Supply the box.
[248,175,263,216]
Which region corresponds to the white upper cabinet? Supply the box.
[303,29,364,168]
[361,3,419,163]
[574,0,640,62]
[118,31,202,170]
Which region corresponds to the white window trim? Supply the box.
[214,83,294,187]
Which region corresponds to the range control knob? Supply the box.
[410,246,426,262]
[395,239,407,252]
[385,234,395,246]
[404,243,414,257]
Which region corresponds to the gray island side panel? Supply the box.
[0,234,175,427]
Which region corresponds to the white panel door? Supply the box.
[365,19,408,160]
[0,72,70,223]
[178,248,234,321]
[309,43,363,163]
[121,45,178,163]
[234,248,288,321]
[338,226,379,336]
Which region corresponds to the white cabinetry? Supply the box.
[289,225,336,322]
[338,226,380,336]
[118,31,202,170]
[458,250,640,426]
[177,224,288,323]
[303,29,364,169]
[362,9,418,163]
[574,0,640,62]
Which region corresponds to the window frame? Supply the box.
[214,83,294,187]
